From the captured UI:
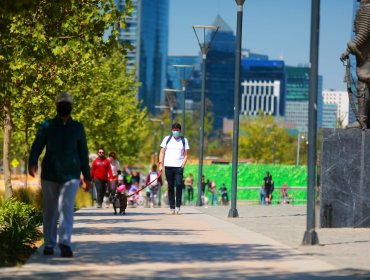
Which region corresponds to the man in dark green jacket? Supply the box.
[28,92,92,258]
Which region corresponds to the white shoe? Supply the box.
[169,209,175,215]
[175,207,180,215]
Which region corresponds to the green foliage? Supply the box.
[0,198,42,265]
[0,0,148,181]
[238,115,297,164]
[71,50,148,164]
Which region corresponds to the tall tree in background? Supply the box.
[0,0,134,199]
[72,50,147,164]
[238,115,296,164]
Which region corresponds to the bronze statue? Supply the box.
[341,0,370,129]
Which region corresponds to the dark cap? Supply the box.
[56,92,73,104]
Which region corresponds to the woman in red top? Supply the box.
[91,148,113,208]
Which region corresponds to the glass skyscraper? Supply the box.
[166,15,286,131]
[285,66,323,132]
[116,0,169,115]
[205,15,236,130]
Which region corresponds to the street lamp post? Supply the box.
[297,132,300,165]
[150,118,164,143]
[296,132,307,166]
[153,131,157,163]
[164,88,182,132]
[173,64,194,137]
[193,24,219,207]
[228,0,245,217]
[302,0,320,245]
[150,117,165,207]
[155,105,172,134]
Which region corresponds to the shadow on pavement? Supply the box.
[73,226,204,236]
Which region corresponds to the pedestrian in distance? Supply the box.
[91,148,113,208]
[262,171,274,205]
[184,173,194,205]
[219,183,229,206]
[145,163,163,208]
[208,181,217,206]
[158,122,189,215]
[281,183,289,204]
[28,92,92,258]
[108,151,121,198]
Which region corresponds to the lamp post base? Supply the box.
[302,229,319,245]
[228,208,239,218]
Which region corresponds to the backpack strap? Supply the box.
[165,135,172,147]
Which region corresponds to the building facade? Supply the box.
[284,66,323,132]
[241,59,286,117]
[116,0,169,115]
[322,90,349,128]
[240,80,281,116]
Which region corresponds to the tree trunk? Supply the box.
[24,125,29,188]
[3,99,13,199]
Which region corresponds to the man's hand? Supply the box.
[158,162,163,172]
[29,166,38,177]
[84,180,92,192]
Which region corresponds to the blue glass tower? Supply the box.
[205,15,236,130]
[116,0,169,115]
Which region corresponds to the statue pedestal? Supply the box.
[320,128,370,227]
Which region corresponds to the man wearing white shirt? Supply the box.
[158,123,189,215]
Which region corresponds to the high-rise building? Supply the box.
[240,80,281,116]
[241,59,286,117]
[204,15,236,130]
[322,103,338,128]
[285,66,323,132]
[166,15,286,131]
[194,15,286,130]
[322,90,349,128]
[116,0,169,115]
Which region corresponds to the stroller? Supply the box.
[127,183,144,207]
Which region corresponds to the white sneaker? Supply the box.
[175,207,180,215]
[169,209,175,215]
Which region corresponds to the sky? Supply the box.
[168,0,355,91]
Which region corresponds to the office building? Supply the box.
[322,90,349,128]
[285,66,323,132]
[241,59,286,117]
[116,0,169,115]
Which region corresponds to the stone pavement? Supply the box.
[1,205,370,279]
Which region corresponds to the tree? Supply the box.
[0,0,133,198]
[71,50,148,165]
[238,115,296,164]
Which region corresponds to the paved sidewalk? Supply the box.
[1,205,370,279]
